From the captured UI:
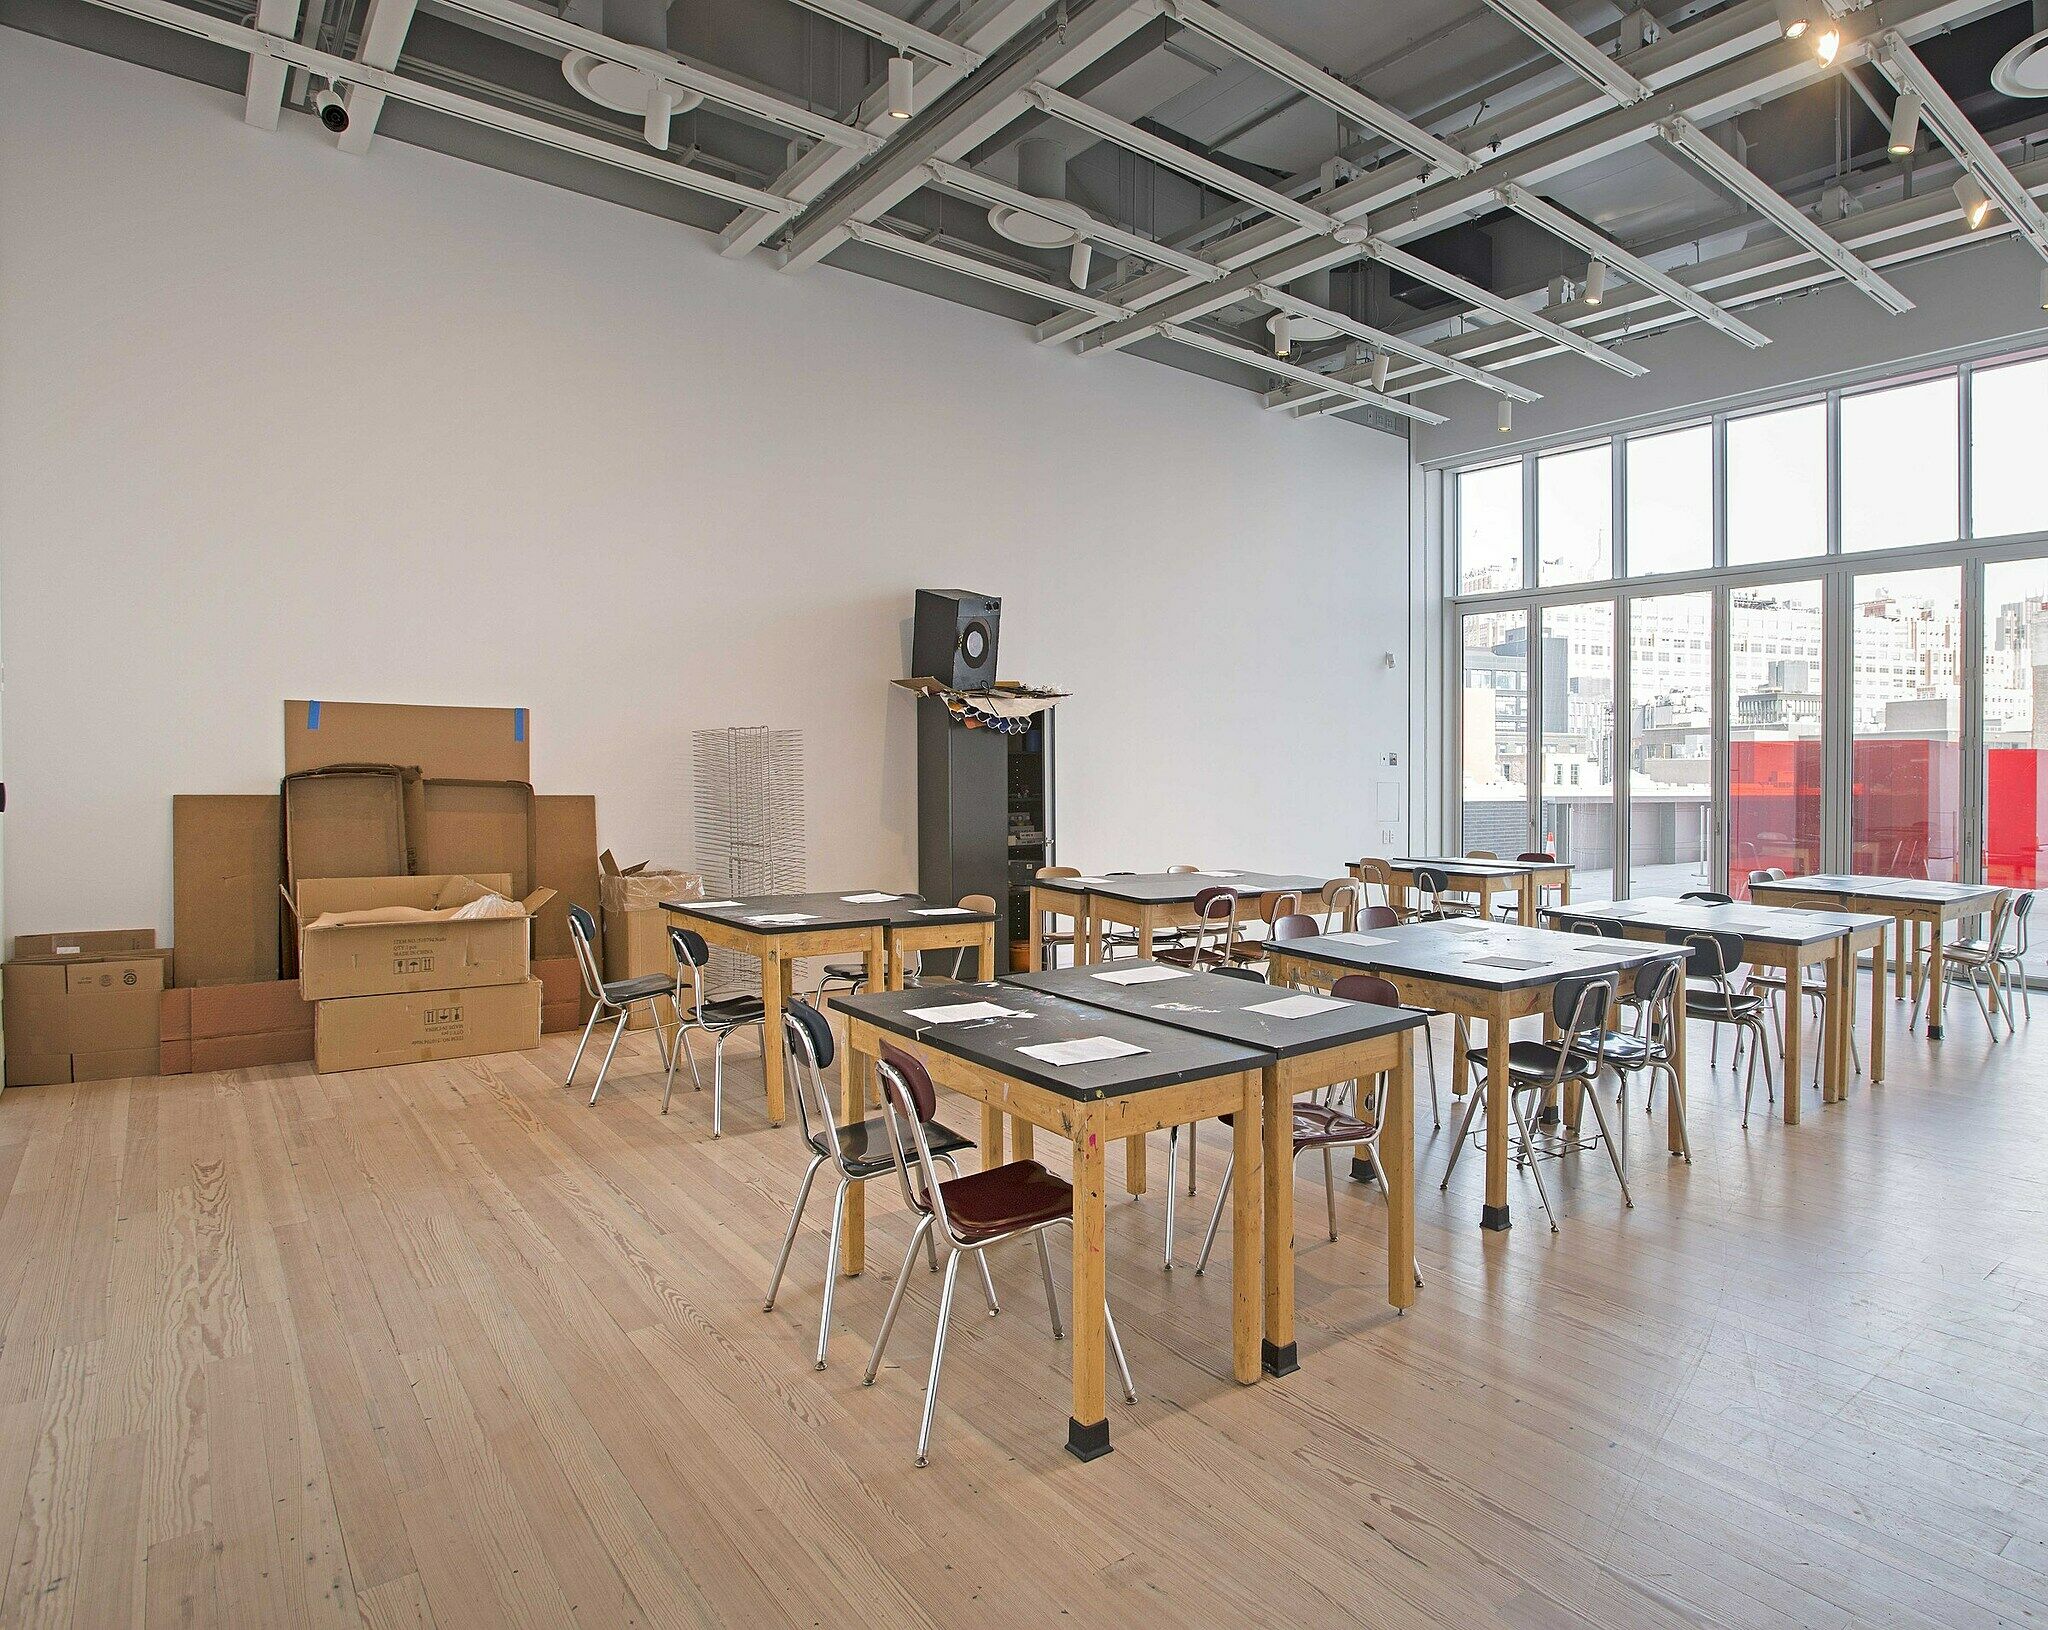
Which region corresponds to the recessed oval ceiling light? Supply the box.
[562,52,700,118]
[987,204,1084,249]
[1993,29,2048,98]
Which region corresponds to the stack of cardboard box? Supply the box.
[2,931,174,1085]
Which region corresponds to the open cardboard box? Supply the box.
[288,873,555,1001]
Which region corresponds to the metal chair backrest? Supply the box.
[1465,850,1498,861]
[1746,868,1785,889]
[1679,930,1746,993]
[1362,904,1400,930]
[1320,878,1363,931]
[1270,913,1319,944]
[1330,972,1400,1007]
[1036,865,1079,880]
[1258,891,1302,926]
[1211,965,1267,983]
[567,904,607,1002]
[1572,919,1620,937]
[667,925,713,1022]
[1551,976,1613,1072]
[1357,858,1395,908]
[1167,863,1201,874]
[874,1045,972,1250]
[1186,886,1240,959]
[1984,889,2016,953]
[1412,867,1450,914]
[1680,890,1733,906]
[782,1001,841,1157]
[2013,890,2034,954]
[1633,957,1683,1055]
[1517,851,1555,864]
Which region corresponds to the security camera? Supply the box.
[313,82,350,134]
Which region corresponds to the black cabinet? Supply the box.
[1004,713,1055,967]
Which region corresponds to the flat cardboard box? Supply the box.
[286,700,530,782]
[192,1031,314,1072]
[160,988,192,1042]
[314,979,540,1073]
[542,1002,584,1035]
[411,780,534,896]
[159,1040,193,1076]
[74,1047,159,1082]
[173,794,282,986]
[190,980,313,1039]
[283,768,409,888]
[533,795,599,959]
[292,874,552,1001]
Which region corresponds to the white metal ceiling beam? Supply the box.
[1478,0,1650,104]
[1027,85,1347,232]
[1872,29,2048,261]
[715,0,1046,260]
[1495,181,1770,345]
[1368,238,1647,375]
[431,0,882,152]
[1160,0,1477,176]
[778,0,979,69]
[243,0,302,127]
[1075,236,1368,351]
[772,0,1165,271]
[1661,113,1914,312]
[74,0,803,216]
[1251,286,1542,401]
[333,0,418,153]
[844,221,1126,315]
[1157,324,1448,423]
[924,159,1225,282]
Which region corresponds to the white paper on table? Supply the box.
[840,892,902,904]
[904,1001,1030,1024]
[1245,993,1350,1020]
[1017,1036,1148,1066]
[691,900,741,909]
[1091,965,1190,985]
[911,906,972,916]
[746,912,818,925]
[1194,870,1242,878]
[1056,877,1111,886]
[1330,933,1390,947]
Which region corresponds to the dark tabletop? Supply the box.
[1385,855,1572,876]
[831,983,1266,1101]
[1004,964,1422,1060]
[1545,897,1889,946]
[663,891,998,934]
[1264,920,1681,992]
[1033,870,1325,904]
[1751,874,2004,907]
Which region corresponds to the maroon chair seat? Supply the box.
[936,1161,1073,1242]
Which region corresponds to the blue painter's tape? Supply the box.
[513,708,527,743]
[307,700,322,730]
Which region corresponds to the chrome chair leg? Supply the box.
[1035,1230,1064,1339]
[1193,1152,1235,1276]
[1320,1147,1338,1242]
[764,1153,826,1312]
[588,1012,628,1106]
[815,1179,849,1369]
[712,1031,730,1135]
[1579,1080,1633,1208]
[661,1020,698,1113]
[863,1216,932,1385]
[1439,1074,1487,1190]
[1105,1301,1137,1405]
[565,1003,604,1086]
[1162,1126,1179,1269]
[914,1252,964,1467]
[1421,1020,1442,1130]
[1506,1090,1559,1233]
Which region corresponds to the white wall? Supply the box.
[0,31,1414,940]
[1412,236,2048,466]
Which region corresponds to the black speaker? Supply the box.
[911,590,1001,692]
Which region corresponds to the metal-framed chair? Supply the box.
[1587,957,1690,1160]
[1680,890,1733,906]
[1442,974,1631,1233]
[1225,894,1305,966]
[1356,858,1398,915]
[663,927,768,1132]
[565,902,675,1105]
[1154,886,1241,971]
[1996,891,2034,1020]
[1914,889,2016,1040]
[1034,865,1083,970]
[1493,850,1558,920]
[1677,930,1777,1128]
[1318,878,1364,933]
[1358,904,1443,1129]
[864,1044,1136,1467]
[1195,971,1423,1285]
[765,1001,982,1369]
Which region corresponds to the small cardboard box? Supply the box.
[292,874,553,1001]
[4,932,169,1085]
[599,853,699,1030]
[314,979,541,1074]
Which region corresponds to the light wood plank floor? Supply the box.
[1,980,2043,1629]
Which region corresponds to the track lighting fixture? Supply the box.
[1584,257,1608,305]
[1954,175,1993,229]
[1812,21,1841,66]
[1773,0,1809,41]
[644,81,675,151]
[2039,264,2048,311]
[1548,272,1572,307]
[1268,312,1291,357]
[886,55,914,120]
[1887,90,1922,157]
[1497,397,1514,435]
[1068,241,1092,289]
[1369,350,1390,392]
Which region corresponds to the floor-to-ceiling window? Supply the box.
[1439,342,2048,981]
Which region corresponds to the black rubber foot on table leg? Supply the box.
[1066,1418,1112,1461]
[1537,1106,1561,1127]
[1261,1339,1299,1377]
[1481,1203,1512,1232]
[1927,1024,1944,1040]
[1349,1156,1377,1184]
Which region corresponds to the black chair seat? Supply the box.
[819,961,867,983]
[601,972,676,1004]
[1591,1030,1662,1068]
[698,994,767,1025]
[1464,1038,1601,1081]
[811,1115,972,1178]
[1684,987,1766,1019]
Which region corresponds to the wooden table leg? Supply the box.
[1892,915,1907,1001]
[1383,1029,1417,1309]
[1518,875,1536,927]
[1231,1073,1262,1386]
[1926,917,1948,1039]
[1124,913,1153,1198]
[1260,1064,1294,1375]
[1068,1114,1110,1461]
[1083,904,1102,966]
[1871,931,1887,1084]
[1824,943,1848,1105]
[761,949,789,1127]
[1026,889,1046,973]
[1782,955,1804,1126]
[1667,974,1688,1157]
[1483,998,1511,1230]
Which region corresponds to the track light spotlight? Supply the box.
[1954,175,1993,229]
[1585,258,1609,306]
[1887,90,1922,157]
[2039,263,2048,312]
[1369,350,1390,392]
[886,55,914,120]
[1497,397,1514,435]
[644,81,675,151]
[313,79,350,133]
[1773,0,1809,40]
[1268,312,1291,358]
[1068,241,1093,290]
[1812,22,1841,66]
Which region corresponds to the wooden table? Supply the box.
[661,890,996,1135]
[1543,898,1888,1117]
[1023,870,1325,1195]
[1006,962,1421,1372]
[1748,874,2004,1040]
[1266,922,1685,1234]
[832,984,1266,1461]
[1356,856,1574,927]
